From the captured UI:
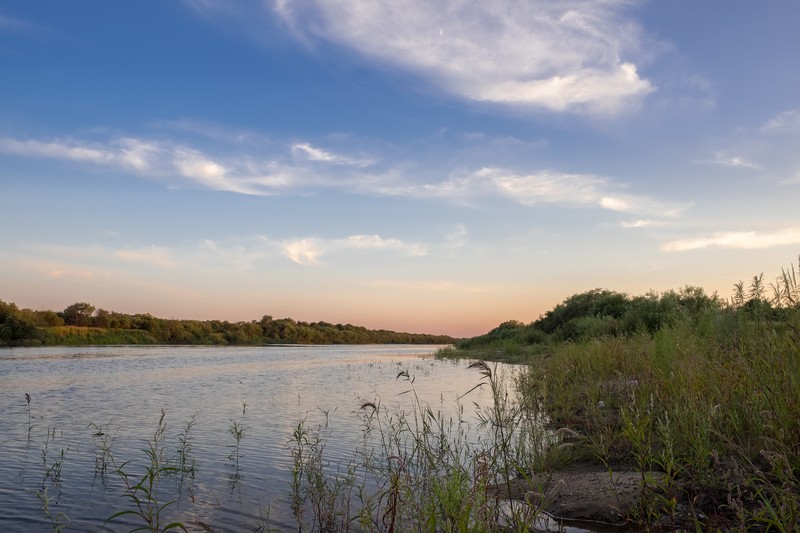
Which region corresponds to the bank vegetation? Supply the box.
[441,255,800,530]
[0,302,455,346]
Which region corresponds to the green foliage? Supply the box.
[62,302,96,327]
[106,410,187,532]
[0,299,456,346]
[457,285,726,355]
[0,299,44,346]
[445,255,800,529]
[287,364,545,532]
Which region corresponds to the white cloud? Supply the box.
[273,0,654,114]
[0,135,303,195]
[281,237,324,265]
[172,149,227,180]
[281,234,426,265]
[706,153,761,169]
[491,169,604,206]
[377,168,606,205]
[291,142,373,167]
[621,219,658,228]
[117,138,162,171]
[0,137,115,164]
[1,133,681,217]
[341,234,426,255]
[662,227,800,252]
[762,110,800,132]
[379,167,683,216]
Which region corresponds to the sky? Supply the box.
[1,1,799,338]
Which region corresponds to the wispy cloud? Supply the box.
[280,234,426,265]
[1,133,681,217]
[662,227,800,252]
[0,135,301,195]
[762,110,800,132]
[0,13,38,32]
[0,137,116,164]
[621,219,660,229]
[781,169,800,185]
[704,153,761,169]
[379,167,684,216]
[273,0,654,114]
[291,142,373,167]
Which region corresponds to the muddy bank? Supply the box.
[492,464,678,530]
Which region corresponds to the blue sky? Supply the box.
[1,1,799,337]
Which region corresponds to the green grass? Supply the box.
[41,326,157,345]
[445,302,800,529]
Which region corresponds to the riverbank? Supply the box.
[439,304,800,530]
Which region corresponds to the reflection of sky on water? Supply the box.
[0,345,518,531]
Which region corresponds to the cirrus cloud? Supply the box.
[662,227,800,252]
[0,133,683,218]
[273,0,655,114]
[281,234,426,265]
[762,110,800,133]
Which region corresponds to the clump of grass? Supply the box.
[88,421,117,480]
[105,409,187,532]
[25,393,33,437]
[286,363,547,532]
[34,486,70,532]
[228,402,248,478]
[288,414,357,532]
[174,414,197,478]
[41,427,69,485]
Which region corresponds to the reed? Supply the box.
[88,421,117,479]
[25,393,33,436]
[34,486,70,532]
[283,362,549,533]
[41,426,69,485]
[105,410,187,532]
[175,414,197,477]
[228,403,248,476]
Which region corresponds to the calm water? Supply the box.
[0,345,510,531]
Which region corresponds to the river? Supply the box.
[0,344,518,531]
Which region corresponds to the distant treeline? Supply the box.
[0,301,456,346]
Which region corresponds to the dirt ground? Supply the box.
[493,464,669,529]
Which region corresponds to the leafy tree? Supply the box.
[93,309,112,328]
[0,300,42,345]
[62,302,96,327]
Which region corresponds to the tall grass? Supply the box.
[287,365,546,532]
[474,284,800,528]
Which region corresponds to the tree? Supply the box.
[62,302,96,327]
[0,300,42,345]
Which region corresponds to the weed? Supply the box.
[34,486,70,532]
[41,427,69,485]
[175,414,197,476]
[105,410,187,532]
[88,421,117,480]
[228,418,247,472]
[25,392,33,436]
